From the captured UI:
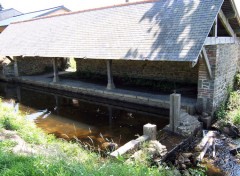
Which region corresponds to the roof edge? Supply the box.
[0,8,22,14]
[12,0,158,25]
[12,5,69,18]
[230,0,240,29]
[35,5,71,18]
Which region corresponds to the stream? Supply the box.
[0,81,169,149]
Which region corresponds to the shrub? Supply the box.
[215,103,227,120]
[235,73,240,90]
[227,91,240,110]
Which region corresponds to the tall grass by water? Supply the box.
[0,99,175,176]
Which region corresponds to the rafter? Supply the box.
[218,9,236,37]
[202,47,212,79]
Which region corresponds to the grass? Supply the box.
[0,99,178,176]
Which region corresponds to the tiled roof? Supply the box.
[0,8,22,21]
[0,6,70,26]
[0,0,224,62]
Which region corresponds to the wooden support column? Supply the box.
[54,95,60,115]
[13,56,19,77]
[214,18,218,37]
[106,60,115,90]
[16,86,21,103]
[52,58,59,83]
[170,93,181,133]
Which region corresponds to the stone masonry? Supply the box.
[197,44,239,113]
[75,59,199,84]
[15,57,67,76]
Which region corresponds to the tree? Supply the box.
[0,4,3,11]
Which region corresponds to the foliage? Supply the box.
[227,91,240,110]
[188,167,207,176]
[215,103,227,120]
[0,140,17,152]
[215,73,240,126]
[234,73,240,90]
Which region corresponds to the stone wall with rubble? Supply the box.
[16,57,67,76]
[213,44,239,109]
[75,59,199,83]
[197,44,239,113]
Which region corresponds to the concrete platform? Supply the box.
[13,74,197,114]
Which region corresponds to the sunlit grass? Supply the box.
[0,99,176,176]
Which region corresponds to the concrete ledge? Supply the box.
[12,77,196,114]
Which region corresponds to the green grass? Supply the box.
[0,99,179,176]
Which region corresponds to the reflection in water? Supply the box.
[26,109,48,121]
[0,82,169,148]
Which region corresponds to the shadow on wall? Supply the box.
[124,0,206,62]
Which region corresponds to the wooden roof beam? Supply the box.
[225,12,236,20]
[202,47,212,80]
[6,56,14,62]
[218,9,236,37]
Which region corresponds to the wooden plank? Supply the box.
[202,47,213,79]
[195,131,217,151]
[197,137,213,162]
[218,10,236,37]
[110,135,149,157]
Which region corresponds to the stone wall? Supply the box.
[197,44,239,113]
[213,44,238,108]
[75,59,199,83]
[16,57,67,76]
[197,46,216,113]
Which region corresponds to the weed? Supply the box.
[215,103,227,120]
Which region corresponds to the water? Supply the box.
[0,82,169,148]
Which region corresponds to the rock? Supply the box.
[230,125,240,137]
[146,147,157,156]
[148,140,167,157]
[220,134,226,140]
[230,147,240,156]
[202,112,209,117]
[182,152,193,158]
[201,116,212,129]
[133,150,144,161]
[182,170,190,176]
[180,164,187,170]
[101,142,118,151]
[184,158,191,164]
[178,155,185,164]
[222,126,239,138]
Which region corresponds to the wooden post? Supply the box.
[170,94,181,133]
[106,60,115,90]
[143,123,157,140]
[108,106,113,128]
[214,18,218,37]
[54,95,59,115]
[52,58,59,83]
[13,56,19,77]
